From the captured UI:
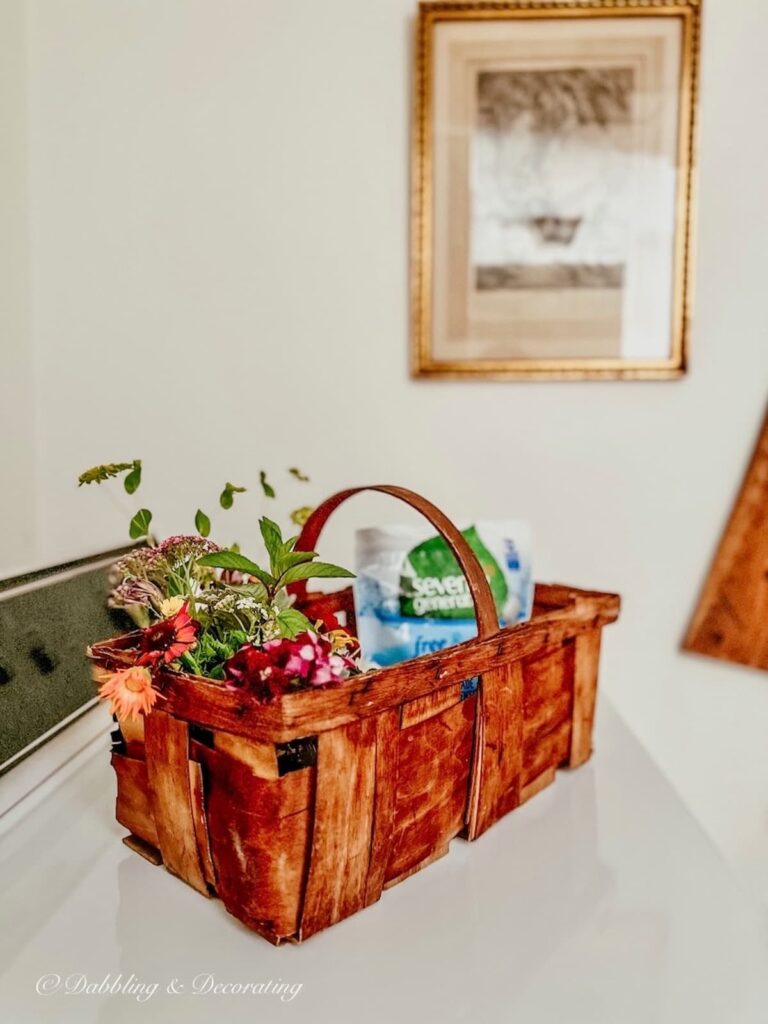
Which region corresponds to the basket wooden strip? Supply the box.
[188,762,217,889]
[569,629,602,768]
[363,708,400,906]
[523,644,574,740]
[469,660,525,838]
[92,588,616,744]
[213,732,279,778]
[199,744,313,941]
[111,752,158,849]
[520,766,557,805]
[386,691,476,884]
[143,712,209,896]
[526,719,571,782]
[299,718,378,938]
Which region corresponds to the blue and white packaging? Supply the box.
[353,521,533,667]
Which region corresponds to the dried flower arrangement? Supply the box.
[80,461,360,719]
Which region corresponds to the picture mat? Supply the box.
[431,17,682,363]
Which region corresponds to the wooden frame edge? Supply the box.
[682,406,768,663]
[410,0,702,382]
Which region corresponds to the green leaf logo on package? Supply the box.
[399,526,509,620]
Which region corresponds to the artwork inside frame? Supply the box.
[411,0,702,381]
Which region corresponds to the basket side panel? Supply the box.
[568,629,602,767]
[300,717,377,939]
[520,644,576,786]
[522,641,576,748]
[468,639,582,839]
[144,712,209,895]
[212,732,278,778]
[116,713,145,759]
[524,718,572,783]
[111,752,158,850]
[385,693,475,883]
[188,761,217,889]
[364,709,400,906]
[467,662,524,839]
[200,744,313,942]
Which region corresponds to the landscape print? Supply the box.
[472,66,635,297]
[416,6,696,377]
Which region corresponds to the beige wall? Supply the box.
[6,0,768,893]
[0,0,35,575]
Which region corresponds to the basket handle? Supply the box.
[289,485,499,639]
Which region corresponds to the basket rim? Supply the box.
[89,582,619,742]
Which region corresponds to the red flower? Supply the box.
[138,603,200,667]
[224,645,287,703]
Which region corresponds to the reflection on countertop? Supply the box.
[1,701,767,1024]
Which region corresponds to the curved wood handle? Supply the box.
[290,485,499,639]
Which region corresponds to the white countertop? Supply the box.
[1,700,767,1024]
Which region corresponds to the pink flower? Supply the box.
[224,631,357,703]
[264,632,356,688]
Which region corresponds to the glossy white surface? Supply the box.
[0,702,108,821]
[2,701,767,1024]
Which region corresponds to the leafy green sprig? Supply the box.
[198,516,352,639]
[78,461,312,541]
[80,460,339,679]
[78,460,142,492]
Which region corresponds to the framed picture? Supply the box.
[411,0,702,380]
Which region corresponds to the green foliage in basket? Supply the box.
[79,459,354,681]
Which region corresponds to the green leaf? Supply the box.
[219,482,246,510]
[197,550,276,589]
[288,467,310,482]
[123,460,142,495]
[225,581,269,603]
[195,508,211,537]
[259,470,276,499]
[290,506,313,527]
[278,561,355,587]
[259,516,283,571]
[276,608,313,638]
[129,508,153,540]
[280,549,317,570]
[78,462,133,487]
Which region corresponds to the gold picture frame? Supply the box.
[411,0,702,380]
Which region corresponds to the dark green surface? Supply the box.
[0,556,132,769]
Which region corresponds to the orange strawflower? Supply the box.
[96,665,159,720]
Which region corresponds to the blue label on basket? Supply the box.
[460,676,479,701]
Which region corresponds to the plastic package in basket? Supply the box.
[354,521,533,666]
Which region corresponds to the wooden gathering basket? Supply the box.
[89,486,620,944]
